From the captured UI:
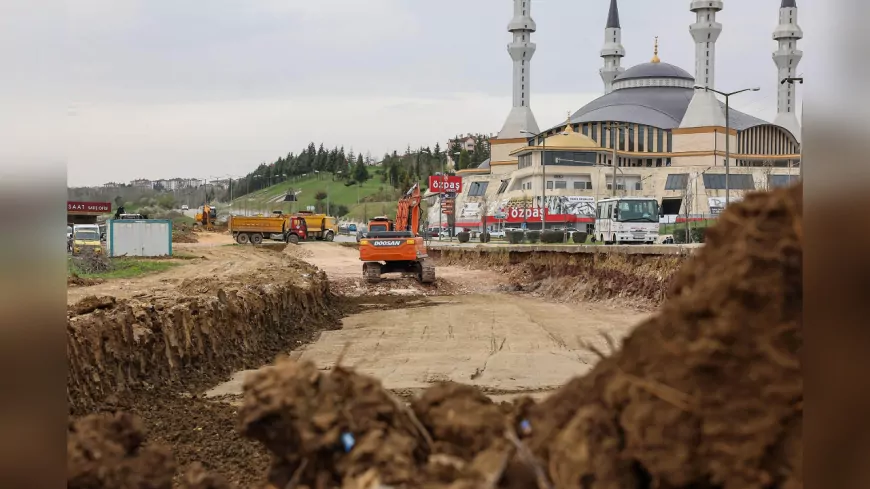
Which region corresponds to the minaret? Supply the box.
[497,0,540,139]
[679,0,726,128]
[772,0,803,141]
[599,0,625,94]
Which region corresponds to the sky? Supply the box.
[64,0,818,187]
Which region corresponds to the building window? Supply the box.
[546,181,554,190]
[703,173,755,190]
[665,173,689,190]
[554,181,567,190]
[591,124,598,142]
[635,182,643,191]
[467,181,490,196]
[667,131,673,152]
[545,151,597,166]
[637,126,645,152]
[657,129,664,153]
[768,174,799,188]
[628,125,635,152]
[609,125,616,149]
[648,127,654,151]
[619,127,626,151]
[573,181,592,190]
[496,180,509,194]
[518,154,533,169]
[582,124,589,136]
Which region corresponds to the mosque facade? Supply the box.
[438,0,803,231]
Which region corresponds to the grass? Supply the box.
[68,256,180,280]
[228,169,397,218]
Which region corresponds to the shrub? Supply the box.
[479,233,491,243]
[672,226,707,244]
[507,231,524,244]
[541,230,564,244]
[457,231,470,243]
[526,231,541,244]
[572,231,588,244]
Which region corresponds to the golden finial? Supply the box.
[651,36,660,63]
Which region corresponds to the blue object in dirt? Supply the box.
[519,419,532,435]
[341,432,356,452]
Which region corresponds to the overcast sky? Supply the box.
[65,0,818,187]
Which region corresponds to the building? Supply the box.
[131,179,153,189]
[438,0,802,234]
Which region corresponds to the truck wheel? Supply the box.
[237,233,250,245]
[287,234,300,245]
[325,231,335,242]
[250,233,263,245]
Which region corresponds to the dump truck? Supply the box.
[229,212,308,245]
[293,211,338,241]
[358,183,434,284]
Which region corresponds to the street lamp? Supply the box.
[695,85,760,207]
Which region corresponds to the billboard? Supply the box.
[67,201,112,214]
[707,195,744,216]
[428,175,462,194]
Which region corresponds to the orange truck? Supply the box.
[358,183,435,284]
[228,212,309,244]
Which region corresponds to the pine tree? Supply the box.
[353,154,369,184]
[458,149,471,171]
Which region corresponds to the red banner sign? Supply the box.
[499,207,594,224]
[67,201,112,213]
[428,175,462,194]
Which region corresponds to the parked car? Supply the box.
[487,229,506,238]
[348,224,358,233]
[181,204,189,211]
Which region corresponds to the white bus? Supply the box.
[594,197,660,245]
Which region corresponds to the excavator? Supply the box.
[194,204,217,232]
[358,183,435,284]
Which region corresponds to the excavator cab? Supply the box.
[358,184,435,284]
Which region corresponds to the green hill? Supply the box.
[228,170,402,220]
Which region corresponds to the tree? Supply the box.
[352,155,369,184]
[314,190,328,213]
[458,149,471,171]
[336,204,350,217]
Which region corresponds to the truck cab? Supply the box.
[367,216,394,233]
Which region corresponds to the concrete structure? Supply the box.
[599,0,626,95]
[428,242,700,256]
[443,0,802,232]
[772,0,803,141]
[107,219,172,257]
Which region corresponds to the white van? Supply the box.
[595,197,660,245]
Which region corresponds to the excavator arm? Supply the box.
[395,183,422,235]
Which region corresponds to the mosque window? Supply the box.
[647,127,654,152]
[619,127,626,151]
[638,126,645,152]
[665,174,689,190]
[667,132,673,152]
[610,126,616,149]
[591,124,598,142]
[628,126,635,152]
[703,174,755,190]
[657,129,664,152]
[582,124,589,136]
[656,158,663,167]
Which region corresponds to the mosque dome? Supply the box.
[613,62,693,82]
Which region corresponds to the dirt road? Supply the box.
[208,243,650,402]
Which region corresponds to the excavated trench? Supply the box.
[431,247,690,307]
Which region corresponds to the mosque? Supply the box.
[440,0,803,232]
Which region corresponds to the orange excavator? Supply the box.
[358,183,435,284]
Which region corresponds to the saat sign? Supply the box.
[67,201,111,213]
[428,175,462,194]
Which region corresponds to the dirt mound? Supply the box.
[68,274,105,287]
[433,249,688,307]
[520,184,803,488]
[68,412,176,489]
[173,230,199,243]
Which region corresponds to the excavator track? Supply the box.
[363,263,382,283]
[419,259,436,284]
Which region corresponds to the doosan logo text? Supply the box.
[373,240,401,246]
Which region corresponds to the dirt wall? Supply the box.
[431,248,688,307]
[67,270,341,414]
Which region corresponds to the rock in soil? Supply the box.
[520,183,803,489]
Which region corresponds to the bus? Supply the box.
[594,197,660,245]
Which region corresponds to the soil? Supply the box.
[67,184,803,489]
[520,183,803,488]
